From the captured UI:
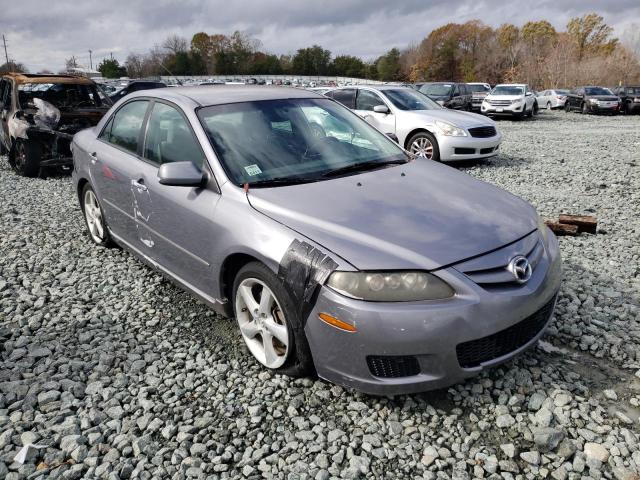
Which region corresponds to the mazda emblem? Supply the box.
[507,255,532,284]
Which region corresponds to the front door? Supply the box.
[133,100,220,293]
[91,99,150,243]
[354,89,396,137]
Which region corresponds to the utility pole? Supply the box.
[88,49,93,70]
[2,35,9,67]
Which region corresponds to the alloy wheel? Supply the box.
[83,189,105,243]
[235,278,289,369]
[410,137,434,159]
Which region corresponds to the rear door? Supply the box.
[91,99,151,244]
[354,89,396,136]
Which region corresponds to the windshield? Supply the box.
[198,98,408,186]
[467,84,490,93]
[627,87,640,94]
[418,83,453,97]
[491,86,524,96]
[17,82,111,109]
[585,87,613,96]
[382,89,441,111]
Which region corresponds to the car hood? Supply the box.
[486,95,523,101]
[410,109,495,128]
[247,160,537,271]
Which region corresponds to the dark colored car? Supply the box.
[109,80,166,102]
[0,72,112,177]
[415,82,472,110]
[611,85,640,114]
[564,86,620,115]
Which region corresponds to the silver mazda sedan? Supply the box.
[72,86,562,395]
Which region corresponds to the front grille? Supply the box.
[367,355,420,378]
[480,147,495,154]
[454,147,476,155]
[469,126,497,138]
[456,296,556,368]
[489,100,512,106]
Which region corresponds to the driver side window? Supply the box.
[144,102,205,168]
[355,90,384,111]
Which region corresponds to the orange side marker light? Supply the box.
[318,313,357,332]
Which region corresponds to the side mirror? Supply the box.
[373,105,390,114]
[158,161,205,187]
[525,92,533,97]
[385,133,399,143]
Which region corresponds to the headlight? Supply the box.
[537,216,549,244]
[434,120,467,137]
[511,98,522,104]
[326,271,455,302]
[589,98,598,104]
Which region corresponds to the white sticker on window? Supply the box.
[244,164,262,176]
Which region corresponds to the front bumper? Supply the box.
[304,231,562,395]
[481,102,525,116]
[586,102,620,114]
[437,131,502,162]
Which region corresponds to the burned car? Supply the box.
[0,73,112,177]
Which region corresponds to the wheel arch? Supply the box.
[219,252,264,316]
[403,127,436,150]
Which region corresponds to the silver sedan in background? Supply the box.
[72,86,561,395]
[326,85,501,162]
[536,89,570,110]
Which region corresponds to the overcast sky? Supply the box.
[2,0,639,73]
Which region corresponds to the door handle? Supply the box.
[89,152,98,164]
[132,179,148,192]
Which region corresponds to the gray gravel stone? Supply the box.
[1,112,639,479]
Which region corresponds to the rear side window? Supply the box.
[105,100,149,153]
[143,102,204,167]
[330,89,356,109]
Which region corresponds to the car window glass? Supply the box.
[453,85,460,96]
[355,90,384,111]
[144,102,204,167]
[0,80,7,108]
[107,100,149,153]
[2,81,12,109]
[331,89,356,109]
[199,98,405,185]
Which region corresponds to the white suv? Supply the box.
[481,84,538,118]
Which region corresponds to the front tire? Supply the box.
[11,139,41,177]
[581,102,589,114]
[233,262,314,377]
[564,102,571,113]
[546,102,552,110]
[81,183,113,247]
[407,131,440,161]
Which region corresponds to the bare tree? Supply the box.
[162,35,188,54]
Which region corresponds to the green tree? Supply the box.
[330,55,365,77]
[98,58,127,78]
[377,48,402,81]
[291,45,331,75]
[567,13,617,60]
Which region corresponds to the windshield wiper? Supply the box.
[321,158,408,178]
[244,176,319,188]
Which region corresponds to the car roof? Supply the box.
[129,85,322,107]
[332,84,413,92]
[2,72,96,85]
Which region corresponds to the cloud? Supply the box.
[1,0,638,72]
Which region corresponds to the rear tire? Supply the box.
[81,183,113,247]
[11,139,40,177]
[233,261,314,377]
[407,131,440,161]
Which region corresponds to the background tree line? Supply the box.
[30,13,638,88]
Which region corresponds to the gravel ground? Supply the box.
[1,110,639,480]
